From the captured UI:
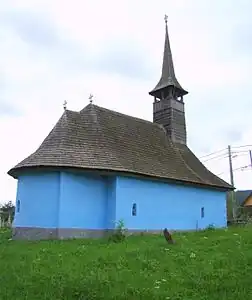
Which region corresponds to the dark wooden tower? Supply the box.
[149,16,188,145]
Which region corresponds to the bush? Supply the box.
[206,224,215,231]
[108,219,127,243]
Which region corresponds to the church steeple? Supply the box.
[149,15,188,100]
[150,15,188,145]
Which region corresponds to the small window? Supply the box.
[201,207,204,218]
[17,200,20,213]
[132,203,137,216]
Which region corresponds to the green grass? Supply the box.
[1,227,252,299]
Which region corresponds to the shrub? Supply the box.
[109,219,127,243]
[206,224,215,231]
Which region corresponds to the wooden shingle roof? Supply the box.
[8,104,232,190]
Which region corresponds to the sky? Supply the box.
[0,0,252,204]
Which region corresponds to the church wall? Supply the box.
[115,176,227,231]
[12,171,227,240]
[58,172,108,233]
[12,170,115,239]
[106,176,117,229]
[13,172,60,230]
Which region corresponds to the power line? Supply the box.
[231,153,250,159]
[199,148,227,159]
[217,165,251,176]
[232,149,251,154]
[202,151,248,163]
[207,144,252,220]
[200,144,252,159]
[201,145,252,197]
[232,144,252,149]
[202,153,228,163]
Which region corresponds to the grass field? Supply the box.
[1,227,252,299]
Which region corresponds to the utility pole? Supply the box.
[250,150,252,169]
[228,145,234,186]
[228,145,236,220]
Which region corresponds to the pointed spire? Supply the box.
[149,15,188,99]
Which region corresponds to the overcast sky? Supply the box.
[1,0,252,204]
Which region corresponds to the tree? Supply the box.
[0,201,15,224]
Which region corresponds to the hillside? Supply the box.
[0,227,252,299]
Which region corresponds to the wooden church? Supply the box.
[8,17,232,240]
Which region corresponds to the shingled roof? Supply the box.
[235,190,252,206]
[8,104,232,190]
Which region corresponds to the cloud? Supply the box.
[92,40,153,79]
[0,10,59,47]
[231,24,252,58]
[224,130,243,144]
[0,7,153,82]
[0,102,21,117]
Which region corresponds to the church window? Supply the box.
[132,203,137,216]
[17,200,20,213]
[201,207,204,218]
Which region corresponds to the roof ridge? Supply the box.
[65,109,80,114]
[85,104,162,128]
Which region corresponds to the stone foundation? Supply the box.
[12,227,58,240]
[58,228,108,239]
[12,227,110,240]
[12,227,164,240]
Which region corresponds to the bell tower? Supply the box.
[149,15,188,144]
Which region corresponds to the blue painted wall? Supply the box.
[106,176,117,229]
[14,171,111,230]
[59,172,108,229]
[115,176,227,230]
[13,171,226,232]
[14,172,60,228]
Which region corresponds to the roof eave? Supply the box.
[149,85,188,97]
[8,165,234,191]
[7,168,19,179]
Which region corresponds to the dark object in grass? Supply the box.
[163,228,175,244]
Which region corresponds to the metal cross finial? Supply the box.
[63,100,67,110]
[89,94,94,104]
[164,14,168,24]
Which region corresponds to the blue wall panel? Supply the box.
[14,172,60,228]
[106,176,117,229]
[115,176,227,230]
[58,172,107,229]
